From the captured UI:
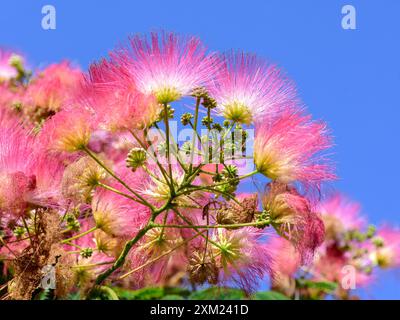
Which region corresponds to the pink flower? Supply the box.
[269,237,300,278]
[24,61,82,114]
[0,49,20,82]
[262,182,325,264]
[0,112,64,216]
[68,221,116,286]
[254,108,335,187]
[208,51,297,125]
[318,194,366,240]
[92,167,151,238]
[81,58,160,130]
[314,243,373,288]
[268,237,301,296]
[39,108,93,153]
[212,228,273,292]
[0,114,35,215]
[113,31,220,103]
[371,226,400,268]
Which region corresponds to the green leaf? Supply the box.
[253,291,290,300]
[114,287,165,300]
[189,287,246,300]
[162,294,184,300]
[113,287,190,300]
[301,280,338,292]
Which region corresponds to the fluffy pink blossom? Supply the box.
[81,58,160,130]
[0,112,64,216]
[208,51,297,125]
[92,166,151,238]
[371,226,400,268]
[318,194,366,240]
[0,49,19,82]
[263,182,325,264]
[39,108,93,153]
[314,243,373,287]
[0,114,35,215]
[0,84,25,118]
[68,221,116,285]
[269,237,300,278]
[113,31,220,104]
[24,61,82,113]
[212,228,273,292]
[254,108,335,187]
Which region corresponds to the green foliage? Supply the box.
[109,286,296,300]
[188,287,246,300]
[162,294,185,300]
[114,287,190,300]
[298,279,338,293]
[253,291,290,300]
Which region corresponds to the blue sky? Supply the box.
[1,0,399,298]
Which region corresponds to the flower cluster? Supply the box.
[0,33,398,300]
[269,194,400,299]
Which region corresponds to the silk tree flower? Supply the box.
[211,228,272,292]
[318,194,366,241]
[39,108,93,153]
[123,217,187,287]
[313,242,373,289]
[0,49,21,82]
[69,222,115,288]
[140,164,207,208]
[61,156,107,205]
[0,113,36,215]
[262,182,325,263]
[254,108,335,187]
[24,62,82,121]
[370,227,400,268]
[113,31,220,104]
[0,112,64,216]
[268,237,301,296]
[82,58,161,130]
[92,167,151,238]
[208,51,297,125]
[92,189,151,238]
[0,83,24,114]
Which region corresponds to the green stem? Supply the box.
[97,182,146,205]
[163,103,174,189]
[129,128,172,191]
[82,146,155,211]
[188,97,201,174]
[61,226,98,244]
[118,231,203,280]
[170,207,224,250]
[153,219,271,230]
[153,122,188,173]
[94,223,154,285]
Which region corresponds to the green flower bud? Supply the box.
[372,236,385,248]
[66,213,81,232]
[211,123,223,132]
[202,96,217,109]
[191,87,209,98]
[126,147,147,171]
[223,120,231,128]
[201,116,214,127]
[181,113,194,126]
[80,248,94,259]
